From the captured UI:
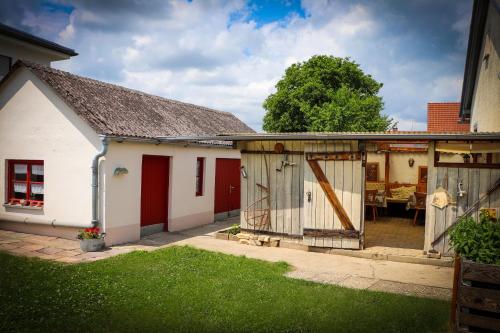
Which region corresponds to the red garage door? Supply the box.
[141,155,170,230]
[214,158,240,214]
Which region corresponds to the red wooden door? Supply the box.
[214,158,241,214]
[141,155,170,229]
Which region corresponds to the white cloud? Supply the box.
[51,0,466,131]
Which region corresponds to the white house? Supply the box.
[0,61,253,245]
[0,22,77,79]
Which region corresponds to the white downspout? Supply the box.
[91,136,108,227]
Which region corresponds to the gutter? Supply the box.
[155,132,500,142]
[91,136,109,227]
[105,135,234,148]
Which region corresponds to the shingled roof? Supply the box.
[8,61,254,138]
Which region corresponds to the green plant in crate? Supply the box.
[228,224,240,235]
[449,211,500,265]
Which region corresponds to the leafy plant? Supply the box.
[77,227,104,240]
[228,224,240,235]
[449,212,500,265]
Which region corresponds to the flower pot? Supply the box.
[80,238,105,252]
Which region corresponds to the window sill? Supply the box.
[3,203,43,211]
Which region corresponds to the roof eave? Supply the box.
[459,0,490,120]
[0,23,77,57]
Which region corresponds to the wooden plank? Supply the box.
[298,144,305,235]
[478,168,491,211]
[255,142,263,230]
[433,167,447,252]
[436,162,500,169]
[303,143,314,246]
[384,152,390,191]
[468,168,480,222]
[490,169,500,210]
[334,142,345,248]
[311,143,321,247]
[458,286,500,313]
[306,160,355,230]
[290,141,302,236]
[424,143,437,252]
[444,168,458,255]
[459,313,500,331]
[323,143,335,248]
[306,152,361,161]
[240,228,302,238]
[316,142,328,247]
[246,142,256,231]
[241,150,304,155]
[268,141,277,232]
[351,157,362,247]
[462,260,500,285]
[342,144,355,248]
[240,153,248,229]
[303,228,360,238]
[283,141,294,235]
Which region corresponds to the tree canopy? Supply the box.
[262,55,391,132]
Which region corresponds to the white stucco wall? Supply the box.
[470,0,500,132]
[0,68,101,237]
[102,142,241,245]
[367,152,428,184]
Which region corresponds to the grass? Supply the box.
[0,246,449,333]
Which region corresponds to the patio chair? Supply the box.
[365,189,378,222]
[413,192,427,226]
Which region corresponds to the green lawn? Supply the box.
[0,246,449,333]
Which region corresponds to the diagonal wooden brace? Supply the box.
[307,159,355,231]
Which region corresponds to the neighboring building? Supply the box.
[0,22,77,79]
[460,0,500,132]
[0,61,253,245]
[427,102,470,132]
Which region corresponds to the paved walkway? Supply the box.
[0,219,453,300]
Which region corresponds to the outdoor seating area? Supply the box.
[364,216,425,250]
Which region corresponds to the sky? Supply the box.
[0,0,473,131]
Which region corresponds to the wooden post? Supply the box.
[450,256,461,331]
[384,152,390,191]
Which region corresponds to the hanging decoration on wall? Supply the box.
[276,153,296,172]
[408,158,415,167]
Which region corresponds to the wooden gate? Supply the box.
[304,142,364,249]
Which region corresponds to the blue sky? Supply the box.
[0,0,472,131]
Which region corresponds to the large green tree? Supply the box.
[263,55,391,132]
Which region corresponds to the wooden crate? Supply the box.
[455,260,500,332]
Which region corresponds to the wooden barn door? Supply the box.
[303,142,364,249]
[214,158,241,215]
[141,155,170,231]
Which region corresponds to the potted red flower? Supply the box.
[77,227,105,252]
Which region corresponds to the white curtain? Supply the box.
[14,182,27,193]
[32,165,44,175]
[14,164,27,174]
[31,184,44,194]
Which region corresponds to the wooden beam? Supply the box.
[303,228,359,238]
[306,152,361,161]
[306,159,355,230]
[434,162,500,169]
[241,150,304,155]
[384,152,390,191]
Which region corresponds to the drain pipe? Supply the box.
[91,136,109,227]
